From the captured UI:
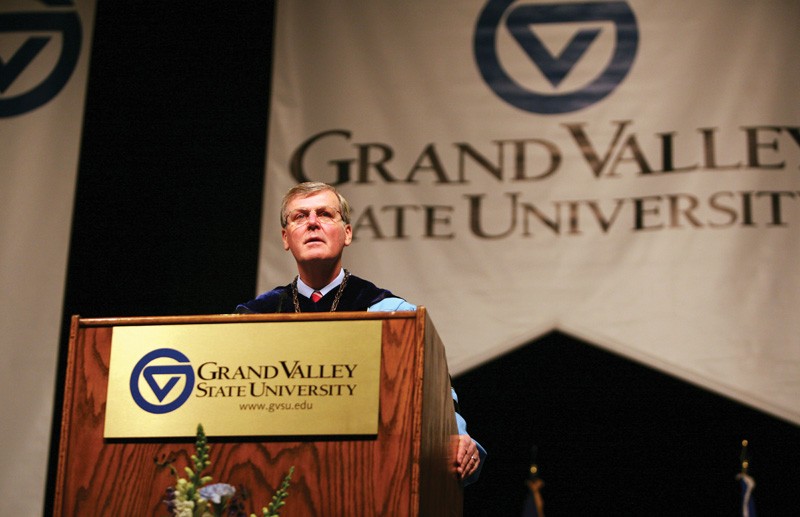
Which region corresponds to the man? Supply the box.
[238,181,486,483]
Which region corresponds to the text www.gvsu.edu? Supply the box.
[239,401,313,412]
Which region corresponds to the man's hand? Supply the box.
[455,433,480,481]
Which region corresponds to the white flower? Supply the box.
[172,498,195,517]
[198,482,236,505]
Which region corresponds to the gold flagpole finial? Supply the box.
[739,439,750,474]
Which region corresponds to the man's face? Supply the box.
[281,190,352,265]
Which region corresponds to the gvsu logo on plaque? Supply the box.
[129,348,195,414]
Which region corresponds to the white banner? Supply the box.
[0,0,95,513]
[261,1,800,425]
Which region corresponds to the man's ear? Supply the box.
[344,224,353,246]
[281,228,290,250]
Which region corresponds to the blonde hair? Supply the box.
[280,182,351,227]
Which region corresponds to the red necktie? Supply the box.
[311,290,323,302]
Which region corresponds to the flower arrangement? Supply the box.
[163,424,294,517]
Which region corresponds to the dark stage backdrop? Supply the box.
[48,2,800,515]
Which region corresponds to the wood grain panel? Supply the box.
[52,310,462,516]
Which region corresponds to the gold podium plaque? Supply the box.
[105,319,382,438]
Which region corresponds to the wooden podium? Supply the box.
[52,308,463,516]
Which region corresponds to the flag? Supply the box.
[736,472,756,517]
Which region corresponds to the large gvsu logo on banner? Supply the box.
[474,0,638,114]
[0,1,82,117]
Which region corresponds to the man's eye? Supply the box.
[319,210,333,218]
[293,212,307,221]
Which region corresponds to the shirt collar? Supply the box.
[296,268,345,299]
